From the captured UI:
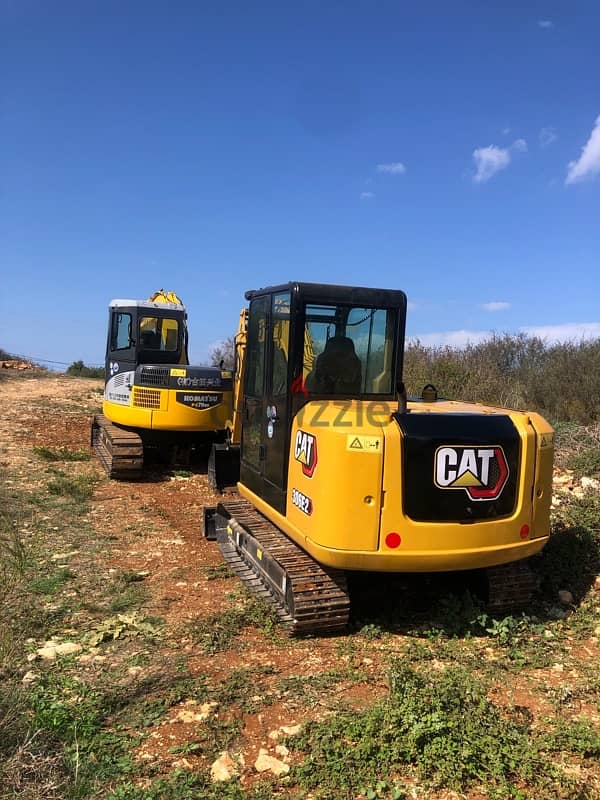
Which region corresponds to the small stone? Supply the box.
[22,670,39,685]
[280,724,302,737]
[558,590,574,605]
[581,476,600,491]
[254,748,290,776]
[275,744,289,758]
[362,657,374,665]
[211,751,238,782]
[172,757,193,770]
[54,642,82,657]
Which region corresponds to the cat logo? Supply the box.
[294,429,318,478]
[434,446,509,501]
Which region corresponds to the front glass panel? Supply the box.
[304,304,396,395]
[139,316,179,352]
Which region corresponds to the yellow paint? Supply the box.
[170,368,187,377]
[238,396,553,573]
[103,387,232,432]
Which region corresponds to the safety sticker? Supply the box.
[170,368,187,377]
[346,435,382,452]
[539,433,554,449]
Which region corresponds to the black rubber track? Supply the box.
[91,415,144,480]
[217,498,350,636]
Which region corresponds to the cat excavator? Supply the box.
[204,281,554,634]
[91,290,233,479]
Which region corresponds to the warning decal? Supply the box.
[346,435,382,452]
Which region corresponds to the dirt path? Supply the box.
[2,373,599,799]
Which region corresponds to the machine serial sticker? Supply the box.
[434,445,509,502]
[346,435,382,452]
[291,488,313,515]
[294,429,318,477]
[170,368,187,377]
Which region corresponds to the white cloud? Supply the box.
[520,322,600,342]
[565,114,600,184]
[502,126,512,136]
[482,301,511,312]
[408,329,492,348]
[472,138,527,183]
[360,191,375,200]
[539,126,558,147]
[472,145,511,183]
[538,19,553,28]
[376,162,406,175]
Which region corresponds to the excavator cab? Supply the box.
[93,294,232,479]
[237,282,407,513]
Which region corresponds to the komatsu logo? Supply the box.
[294,430,318,478]
[434,446,509,501]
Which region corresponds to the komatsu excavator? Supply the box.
[204,282,554,634]
[92,290,232,479]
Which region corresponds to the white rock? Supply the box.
[558,590,574,605]
[22,670,39,685]
[581,476,600,491]
[57,642,82,656]
[280,724,302,736]
[211,751,238,782]
[254,748,289,776]
[275,744,289,758]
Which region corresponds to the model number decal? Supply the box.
[291,488,313,515]
[175,392,221,410]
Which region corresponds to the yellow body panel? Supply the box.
[239,398,553,572]
[103,388,232,432]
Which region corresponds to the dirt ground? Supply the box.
[2,373,599,799]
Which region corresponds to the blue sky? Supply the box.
[2,1,599,368]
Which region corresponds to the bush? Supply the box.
[66,360,104,379]
[404,334,600,423]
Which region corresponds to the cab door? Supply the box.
[240,291,291,513]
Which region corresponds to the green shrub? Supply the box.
[404,334,600,423]
[66,360,104,379]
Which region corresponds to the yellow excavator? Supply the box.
[92,290,233,479]
[204,281,554,633]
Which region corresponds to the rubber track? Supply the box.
[218,499,350,636]
[91,415,143,480]
[486,558,538,615]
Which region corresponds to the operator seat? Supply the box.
[308,336,362,394]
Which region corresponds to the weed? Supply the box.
[34,446,90,463]
[29,567,75,595]
[544,717,600,758]
[184,593,278,653]
[359,622,385,639]
[46,474,96,502]
[289,659,573,797]
[212,665,277,712]
[204,563,234,580]
[107,771,277,799]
